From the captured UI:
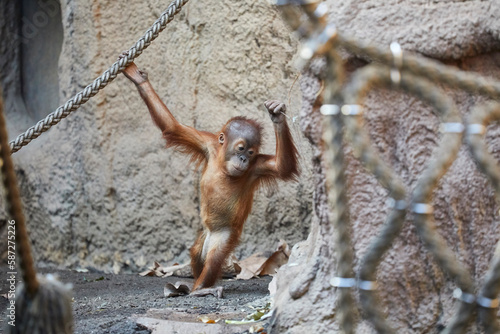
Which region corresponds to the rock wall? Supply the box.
[3,0,500,332]
[271,1,500,333]
[0,0,313,272]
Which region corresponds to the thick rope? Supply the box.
[321,48,357,334]
[342,66,408,334]
[9,0,189,154]
[0,93,39,296]
[276,1,500,333]
[466,103,500,334]
[339,34,500,100]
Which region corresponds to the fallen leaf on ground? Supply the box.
[160,262,191,277]
[139,261,190,277]
[140,256,239,279]
[226,301,272,325]
[164,282,224,298]
[236,240,290,279]
[199,315,221,323]
[139,261,164,277]
[164,281,192,297]
[246,302,271,321]
[190,286,224,298]
[222,255,241,277]
[249,324,265,333]
[257,240,290,276]
[236,253,269,280]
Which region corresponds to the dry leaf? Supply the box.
[236,240,290,280]
[139,261,190,277]
[164,281,192,297]
[190,286,224,298]
[138,269,155,277]
[198,315,221,324]
[222,255,240,277]
[139,261,161,277]
[233,260,242,274]
[140,259,236,278]
[257,240,290,276]
[277,239,291,257]
[249,324,265,333]
[236,253,269,280]
[161,262,190,277]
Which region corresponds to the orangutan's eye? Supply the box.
[248,150,254,155]
[238,146,244,151]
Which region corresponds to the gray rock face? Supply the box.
[0,0,313,272]
[271,1,500,333]
[2,0,500,332]
[332,0,500,60]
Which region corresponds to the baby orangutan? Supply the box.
[120,52,299,297]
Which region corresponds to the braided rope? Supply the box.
[466,103,500,334]
[338,34,500,100]
[342,65,409,334]
[9,0,189,154]
[0,93,39,296]
[321,48,357,334]
[276,1,500,333]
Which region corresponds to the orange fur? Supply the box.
[163,126,214,168]
[127,67,299,290]
[190,231,206,279]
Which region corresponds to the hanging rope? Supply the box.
[9,0,189,154]
[277,1,500,333]
[0,93,38,296]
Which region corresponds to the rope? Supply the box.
[321,48,357,334]
[0,92,39,296]
[339,34,500,99]
[277,1,500,333]
[466,103,500,334]
[342,65,408,334]
[9,0,189,154]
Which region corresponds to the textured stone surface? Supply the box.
[271,1,500,333]
[0,0,313,272]
[2,0,500,333]
[331,0,500,59]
